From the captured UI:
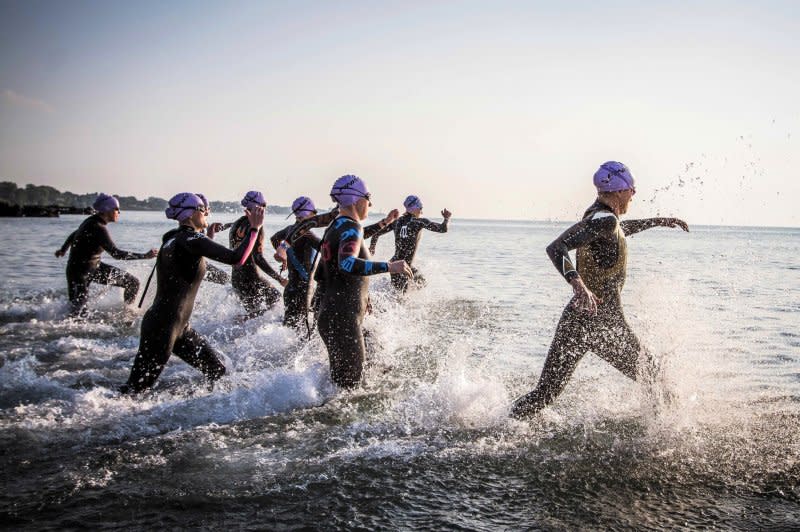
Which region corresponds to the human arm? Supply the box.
[186,207,264,265]
[337,220,411,277]
[283,209,339,247]
[418,211,450,233]
[620,217,689,236]
[55,231,77,257]
[97,225,157,260]
[545,215,617,283]
[363,209,400,240]
[254,231,287,284]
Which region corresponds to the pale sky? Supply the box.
[1,0,798,226]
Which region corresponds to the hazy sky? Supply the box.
[1,0,798,225]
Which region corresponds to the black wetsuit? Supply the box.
[270,225,320,330]
[369,212,448,291]
[58,214,151,313]
[124,225,258,392]
[229,217,283,317]
[315,216,390,388]
[511,200,673,417]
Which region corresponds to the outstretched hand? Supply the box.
[388,260,413,278]
[441,208,452,219]
[245,206,265,229]
[570,277,602,315]
[55,249,65,258]
[383,209,400,225]
[664,218,689,232]
[206,222,224,239]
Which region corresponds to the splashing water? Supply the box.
[1,213,798,529]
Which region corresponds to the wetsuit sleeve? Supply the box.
[546,216,617,283]
[285,210,339,246]
[620,218,673,236]
[182,228,259,265]
[59,231,77,253]
[418,217,449,233]
[97,225,151,260]
[269,227,290,250]
[338,222,389,276]
[254,233,284,281]
[364,220,395,240]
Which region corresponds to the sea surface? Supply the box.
[1,212,798,530]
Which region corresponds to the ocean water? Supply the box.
[0,212,798,530]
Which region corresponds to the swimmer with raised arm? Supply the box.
[511,161,689,419]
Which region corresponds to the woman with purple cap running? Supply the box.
[511,161,689,419]
[228,191,288,318]
[269,196,321,330]
[55,193,157,315]
[315,175,411,388]
[368,194,452,292]
[122,193,264,393]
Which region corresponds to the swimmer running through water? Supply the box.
[122,193,264,393]
[55,193,157,315]
[510,161,689,419]
[369,194,451,292]
[269,196,321,330]
[314,175,411,388]
[229,191,288,318]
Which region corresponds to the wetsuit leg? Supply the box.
[236,277,281,318]
[589,308,643,381]
[172,327,226,383]
[66,266,91,314]
[511,304,591,418]
[390,272,409,292]
[125,312,176,392]
[282,284,309,329]
[91,262,140,305]
[317,308,365,388]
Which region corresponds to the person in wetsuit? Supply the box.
[269,196,321,330]
[313,175,411,388]
[196,193,230,285]
[122,193,264,393]
[369,195,451,292]
[510,161,689,419]
[229,191,288,318]
[55,193,157,315]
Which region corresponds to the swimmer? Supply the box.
[55,193,157,315]
[510,161,689,419]
[229,191,288,318]
[369,195,451,292]
[122,193,264,393]
[269,196,320,331]
[315,175,411,388]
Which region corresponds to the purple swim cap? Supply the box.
[403,195,423,211]
[330,175,370,207]
[195,193,209,209]
[593,161,636,193]
[166,192,205,221]
[241,191,266,211]
[92,193,120,213]
[290,196,316,218]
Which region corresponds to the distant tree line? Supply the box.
[0,181,291,214]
